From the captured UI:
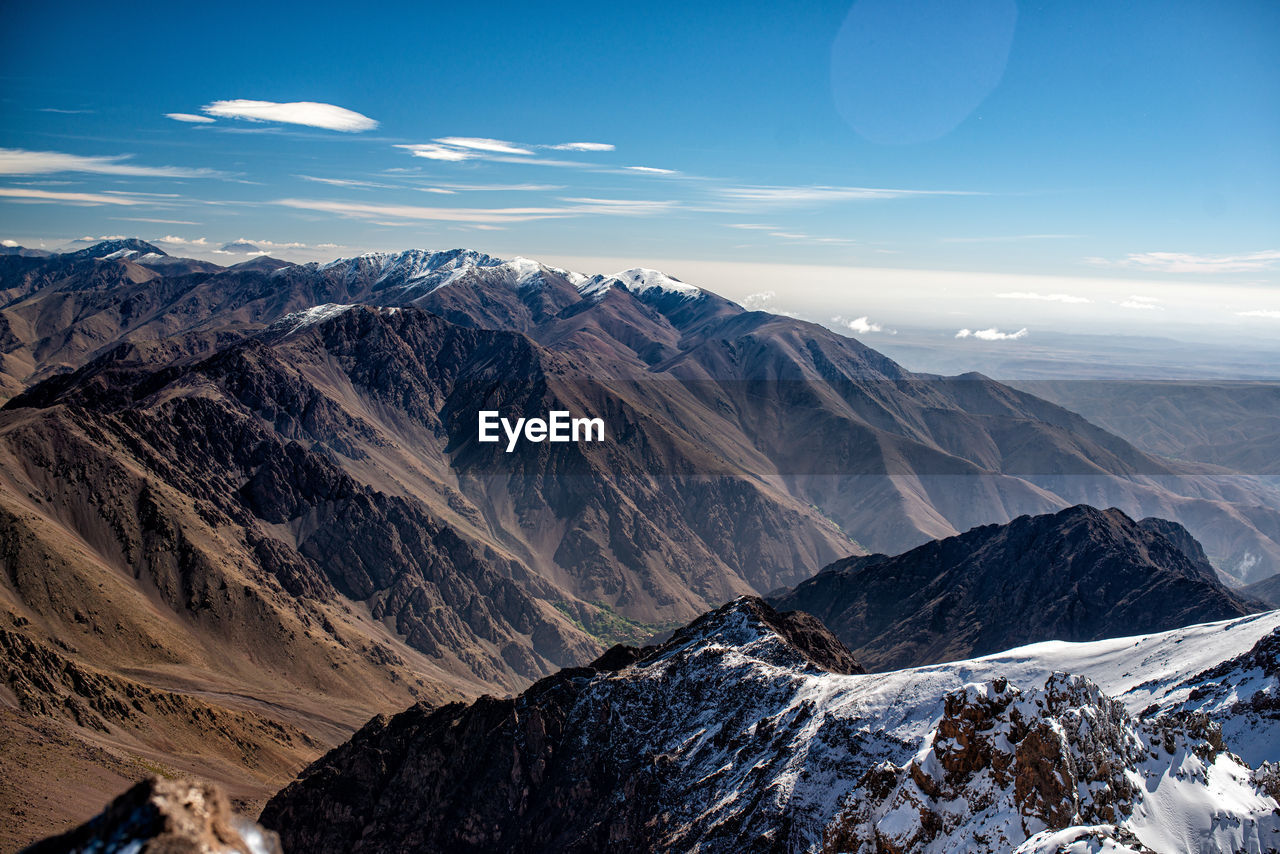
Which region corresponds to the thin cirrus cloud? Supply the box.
[1118,296,1163,310]
[166,113,216,124]
[956,327,1028,341]
[434,137,535,155]
[430,183,565,192]
[719,184,980,203]
[200,100,379,132]
[396,144,475,162]
[0,187,146,205]
[275,197,573,224]
[1090,250,1280,273]
[557,197,678,215]
[549,142,615,151]
[996,291,1091,304]
[112,217,202,225]
[727,222,851,244]
[942,234,1079,243]
[1238,309,1280,318]
[0,147,218,178]
[274,195,677,224]
[768,231,853,245]
[626,166,678,175]
[396,138,618,164]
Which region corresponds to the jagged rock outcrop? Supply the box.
[22,776,280,854]
[824,675,1244,852]
[260,597,1280,854]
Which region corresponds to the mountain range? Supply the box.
[4,240,1280,848]
[258,596,1280,853]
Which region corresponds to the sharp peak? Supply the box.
[66,238,168,259]
[658,596,864,675]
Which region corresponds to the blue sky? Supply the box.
[2,0,1278,343]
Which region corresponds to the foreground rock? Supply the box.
[260,597,1280,853]
[23,776,280,854]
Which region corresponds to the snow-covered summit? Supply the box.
[65,238,167,260]
[314,247,590,297]
[318,248,504,285]
[577,267,703,301]
[312,248,705,306]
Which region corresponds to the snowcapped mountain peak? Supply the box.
[583,267,703,301]
[272,302,358,334]
[319,248,504,285]
[307,246,704,307]
[66,238,167,260]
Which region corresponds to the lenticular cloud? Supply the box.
[201,100,378,132]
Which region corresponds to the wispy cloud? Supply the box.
[166,112,216,124]
[956,327,1028,341]
[1089,249,1280,273]
[943,234,1079,243]
[767,231,854,246]
[298,174,399,189]
[394,140,665,174]
[0,187,145,205]
[112,217,202,225]
[726,222,852,244]
[558,197,678,215]
[274,197,572,224]
[155,235,209,246]
[1236,309,1280,318]
[39,107,93,114]
[238,237,314,249]
[0,147,217,178]
[719,184,980,204]
[996,291,1090,304]
[1118,295,1162,310]
[201,100,378,132]
[431,182,565,192]
[549,142,615,151]
[276,194,677,225]
[396,143,477,162]
[434,137,534,155]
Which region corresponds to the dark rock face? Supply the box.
[1138,516,1218,581]
[771,505,1266,671]
[23,776,280,854]
[259,598,862,854]
[1244,573,1280,608]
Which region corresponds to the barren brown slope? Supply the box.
[5,244,1280,582]
[0,303,865,844]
